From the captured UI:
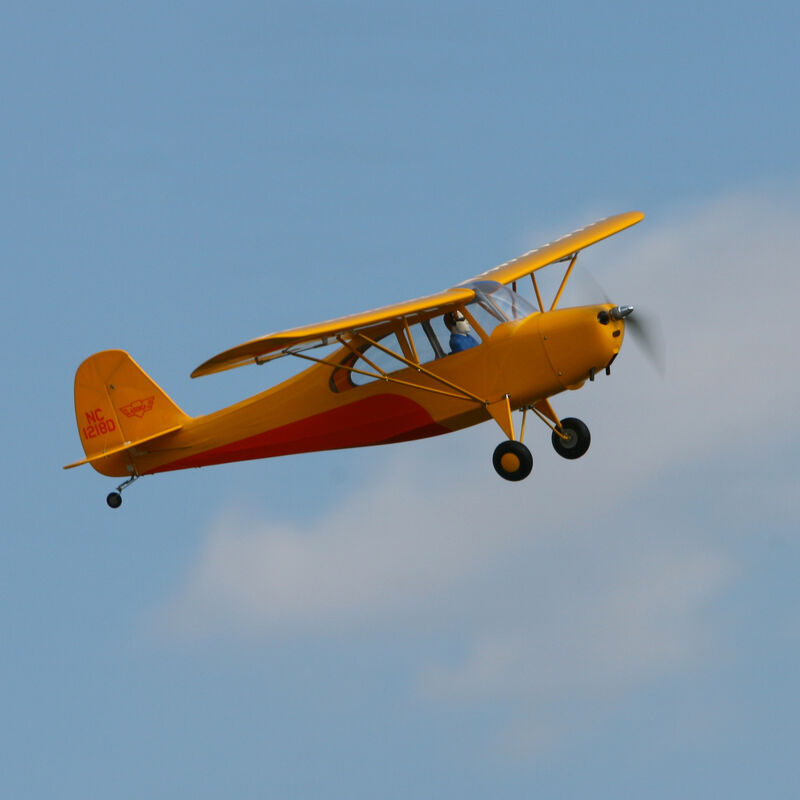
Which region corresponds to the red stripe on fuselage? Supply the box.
[150,393,450,473]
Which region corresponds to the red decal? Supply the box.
[82,417,117,440]
[151,394,450,474]
[85,408,104,424]
[120,396,155,418]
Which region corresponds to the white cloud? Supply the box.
[155,187,800,754]
[420,546,732,702]
[568,189,800,464]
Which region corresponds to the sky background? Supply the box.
[3,1,800,797]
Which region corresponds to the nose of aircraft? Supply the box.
[538,304,626,388]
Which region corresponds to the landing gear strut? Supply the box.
[490,403,590,480]
[106,472,140,509]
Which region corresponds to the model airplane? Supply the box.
[65,211,646,507]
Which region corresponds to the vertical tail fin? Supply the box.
[65,350,190,473]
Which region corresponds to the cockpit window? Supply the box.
[481,282,537,321]
[345,324,444,388]
[331,282,536,392]
[350,332,403,383]
[461,280,537,335]
[464,297,504,336]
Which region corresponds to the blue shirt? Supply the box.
[449,332,479,353]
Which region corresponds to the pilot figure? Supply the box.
[444,311,479,353]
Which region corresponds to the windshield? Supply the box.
[462,280,537,332]
[481,283,537,320]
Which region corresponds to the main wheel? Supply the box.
[492,440,533,481]
[551,417,591,460]
[106,491,122,509]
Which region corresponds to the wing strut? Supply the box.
[550,253,579,311]
[531,273,545,312]
[282,334,489,407]
[357,333,486,404]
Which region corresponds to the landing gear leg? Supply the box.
[488,397,533,481]
[106,472,140,509]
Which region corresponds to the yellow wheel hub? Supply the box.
[500,452,520,473]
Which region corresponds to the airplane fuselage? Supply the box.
[90,304,625,478]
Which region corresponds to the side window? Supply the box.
[350,332,404,386]
[426,315,454,355]
[331,309,487,392]
[405,321,442,364]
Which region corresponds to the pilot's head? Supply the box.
[444,311,471,335]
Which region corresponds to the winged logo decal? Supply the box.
[120,396,155,418]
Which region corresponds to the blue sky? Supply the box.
[3,1,800,797]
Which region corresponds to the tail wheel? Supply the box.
[551,417,591,459]
[492,440,533,481]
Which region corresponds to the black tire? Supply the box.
[492,440,533,481]
[551,417,590,460]
[106,492,122,509]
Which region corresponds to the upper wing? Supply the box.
[192,211,642,378]
[191,286,475,378]
[462,211,644,287]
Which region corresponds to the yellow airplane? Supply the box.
[65,211,646,508]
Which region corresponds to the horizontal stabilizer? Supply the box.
[63,424,183,470]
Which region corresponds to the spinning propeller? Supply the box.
[584,272,665,375]
[621,308,664,376]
